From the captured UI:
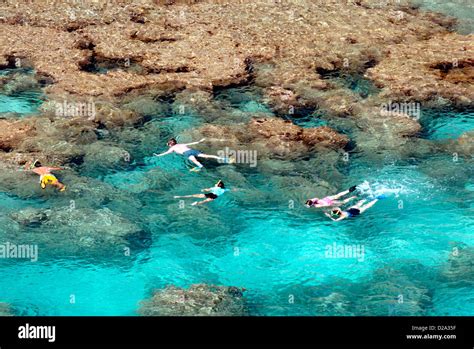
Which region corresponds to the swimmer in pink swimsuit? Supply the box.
[305,185,358,208]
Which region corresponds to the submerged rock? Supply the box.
[313,292,352,316]
[439,245,474,285]
[442,131,474,158]
[191,117,348,160]
[1,72,40,95]
[350,267,432,316]
[82,142,131,171]
[0,302,14,316]
[10,207,149,252]
[138,284,248,316]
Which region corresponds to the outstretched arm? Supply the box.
[359,199,378,213]
[47,167,62,171]
[324,212,346,221]
[183,138,206,146]
[154,149,173,157]
[201,188,211,192]
[341,196,357,204]
[330,190,349,200]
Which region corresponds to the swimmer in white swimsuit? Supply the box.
[154,138,234,172]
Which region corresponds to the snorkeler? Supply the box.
[154,138,234,172]
[305,185,358,208]
[324,198,379,221]
[27,160,66,192]
[174,180,229,206]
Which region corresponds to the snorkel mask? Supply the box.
[305,199,316,207]
[29,159,39,170]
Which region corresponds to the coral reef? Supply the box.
[0,0,471,168]
[350,267,432,316]
[8,206,150,253]
[187,117,348,160]
[0,302,14,316]
[138,284,248,316]
[439,245,474,285]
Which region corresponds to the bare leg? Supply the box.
[198,153,228,162]
[191,198,214,206]
[359,199,378,213]
[53,181,66,191]
[351,199,367,209]
[174,194,206,199]
[188,155,204,168]
[329,190,350,200]
[340,196,357,204]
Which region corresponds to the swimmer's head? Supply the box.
[216,180,225,188]
[33,160,42,168]
[331,208,342,217]
[305,199,316,207]
[167,138,177,147]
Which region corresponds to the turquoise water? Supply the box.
[1,152,472,315]
[0,92,42,115]
[0,69,44,115]
[0,80,472,315]
[420,107,474,140]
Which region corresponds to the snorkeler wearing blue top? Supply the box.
[174,180,229,206]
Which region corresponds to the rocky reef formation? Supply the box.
[138,284,248,316]
[442,131,474,157]
[0,0,454,98]
[0,0,471,168]
[284,262,434,316]
[366,33,473,106]
[8,206,150,254]
[187,117,348,159]
[350,266,432,316]
[439,245,474,286]
[0,119,35,154]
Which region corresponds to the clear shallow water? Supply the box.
[0,92,43,115]
[420,107,474,140]
[0,69,44,115]
[0,73,473,315]
[414,0,474,34]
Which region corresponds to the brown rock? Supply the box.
[0,119,36,152]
